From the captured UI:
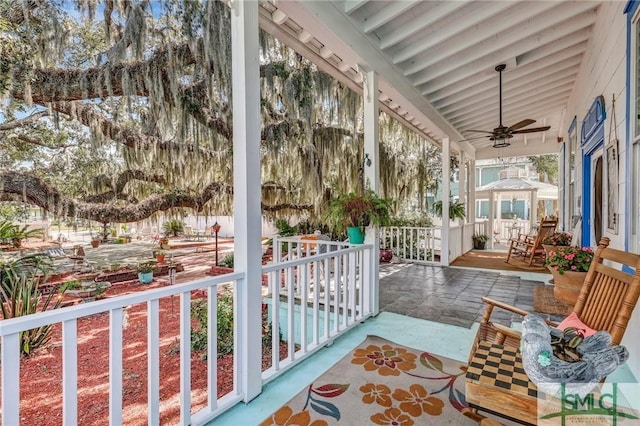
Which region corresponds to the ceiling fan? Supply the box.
[466,64,550,148]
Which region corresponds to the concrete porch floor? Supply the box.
[213,263,637,425]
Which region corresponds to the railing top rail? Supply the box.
[0,271,245,336]
[262,244,372,273]
[273,236,353,247]
[382,226,439,230]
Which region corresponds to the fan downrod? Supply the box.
[495,64,506,72]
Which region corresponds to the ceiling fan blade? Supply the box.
[459,135,492,142]
[511,126,551,134]
[507,119,536,131]
[466,129,495,134]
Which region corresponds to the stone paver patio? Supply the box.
[379,263,557,328]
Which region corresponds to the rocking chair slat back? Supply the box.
[574,237,640,345]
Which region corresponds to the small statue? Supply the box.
[521,314,628,396]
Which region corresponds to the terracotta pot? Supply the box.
[91,240,100,248]
[156,255,165,263]
[549,267,587,308]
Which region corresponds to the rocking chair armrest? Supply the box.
[480,297,560,327]
[480,297,531,318]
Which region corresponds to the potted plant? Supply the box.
[433,199,466,221]
[545,246,594,308]
[136,262,155,284]
[472,233,489,250]
[159,236,170,250]
[155,249,166,263]
[325,190,392,244]
[91,236,101,248]
[542,231,573,259]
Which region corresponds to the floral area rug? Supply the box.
[260,335,475,425]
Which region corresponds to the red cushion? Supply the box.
[557,312,598,337]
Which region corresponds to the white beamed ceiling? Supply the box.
[260,1,603,160]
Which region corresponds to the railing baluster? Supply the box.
[62,319,78,426]
[180,291,192,426]
[312,259,319,346]
[287,267,295,361]
[148,299,160,425]
[324,256,331,339]
[300,262,308,352]
[342,253,348,329]
[349,251,357,322]
[333,254,340,334]
[272,266,281,371]
[109,308,123,426]
[1,333,20,426]
[208,286,218,410]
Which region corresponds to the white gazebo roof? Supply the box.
[475,178,558,200]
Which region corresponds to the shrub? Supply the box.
[219,253,234,268]
[190,289,276,359]
[0,254,62,356]
[162,219,184,237]
[191,290,235,358]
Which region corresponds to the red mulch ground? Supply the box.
[11,280,286,425]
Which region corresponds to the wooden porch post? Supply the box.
[231,0,262,402]
[441,137,450,266]
[469,159,476,227]
[361,65,380,315]
[488,190,495,250]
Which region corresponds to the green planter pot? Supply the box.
[347,226,365,244]
[473,240,486,250]
[138,271,153,284]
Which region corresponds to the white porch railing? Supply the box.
[0,273,246,426]
[380,226,439,263]
[475,219,532,243]
[0,239,375,425]
[262,237,373,382]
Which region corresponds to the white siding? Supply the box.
[563,2,640,379]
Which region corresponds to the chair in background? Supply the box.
[505,217,557,266]
[465,237,640,424]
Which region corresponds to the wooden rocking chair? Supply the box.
[465,237,640,424]
[505,217,557,266]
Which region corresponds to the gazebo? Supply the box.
[475,173,558,249]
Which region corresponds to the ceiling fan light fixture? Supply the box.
[492,135,510,148]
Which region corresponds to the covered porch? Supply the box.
[2,1,639,425]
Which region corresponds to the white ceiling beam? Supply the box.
[276,0,469,150]
[344,0,368,15]
[381,0,472,50]
[402,0,561,76]
[449,86,572,126]
[392,1,516,63]
[419,23,595,93]
[363,1,420,34]
[443,72,578,120]
[427,46,586,102]
[516,26,595,67]
[456,99,568,131]
[455,97,569,130]
[435,57,582,110]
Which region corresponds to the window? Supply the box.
[568,120,577,227]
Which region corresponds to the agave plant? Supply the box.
[8,224,44,248]
[0,254,61,356]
